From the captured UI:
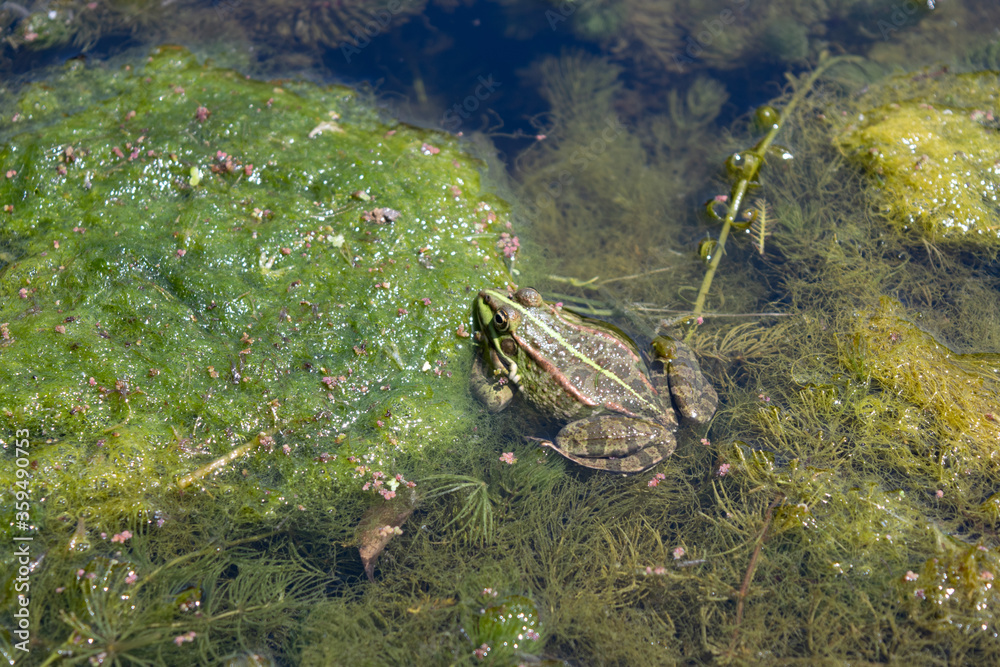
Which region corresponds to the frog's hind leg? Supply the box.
[651,336,719,424]
[538,439,672,474]
[601,441,673,474]
[554,415,662,459]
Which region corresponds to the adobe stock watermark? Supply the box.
[524,116,626,217]
[545,0,588,30]
[213,0,240,20]
[339,0,410,63]
[10,428,34,654]
[875,1,934,41]
[440,75,502,132]
[671,0,753,71]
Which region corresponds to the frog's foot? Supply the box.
[470,355,515,413]
[555,415,666,458]
[538,438,673,474]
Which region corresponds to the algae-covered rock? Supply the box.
[0,45,512,463]
[836,71,1000,247]
[0,46,515,658]
[472,594,543,662]
[901,540,1000,636]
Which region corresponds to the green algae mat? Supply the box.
[0,46,526,664]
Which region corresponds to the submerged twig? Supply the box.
[547,263,681,290]
[726,494,783,657]
[176,431,273,490]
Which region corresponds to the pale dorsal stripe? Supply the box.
[490,291,658,413]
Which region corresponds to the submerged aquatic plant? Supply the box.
[1,0,429,58]
[746,198,772,256]
[235,0,428,50]
[966,35,1000,71]
[40,558,173,667]
[470,593,543,662]
[34,532,329,666]
[422,474,495,546]
[688,52,862,336]
[516,50,729,296]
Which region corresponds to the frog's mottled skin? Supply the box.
[470,288,717,473]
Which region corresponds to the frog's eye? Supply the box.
[493,306,520,333]
[514,288,544,307]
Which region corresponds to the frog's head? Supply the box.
[471,287,545,384]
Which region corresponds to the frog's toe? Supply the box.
[601,441,674,473]
[470,356,514,412]
[652,336,718,424]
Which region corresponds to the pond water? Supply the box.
[3,1,1000,665]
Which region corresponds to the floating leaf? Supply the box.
[698,238,718,264]
[356,489,419,581]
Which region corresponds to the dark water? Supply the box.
[4,2,990,179]
[0,0,863,164]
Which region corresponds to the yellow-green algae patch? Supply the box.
[0,46,516,662]
[836,71,1000,247]
[847,297,1000,466]
[639,62,1000,662]
[902,538,1000,637]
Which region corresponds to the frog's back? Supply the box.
[517,307,665,422]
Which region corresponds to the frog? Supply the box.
[470,287,718,474]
